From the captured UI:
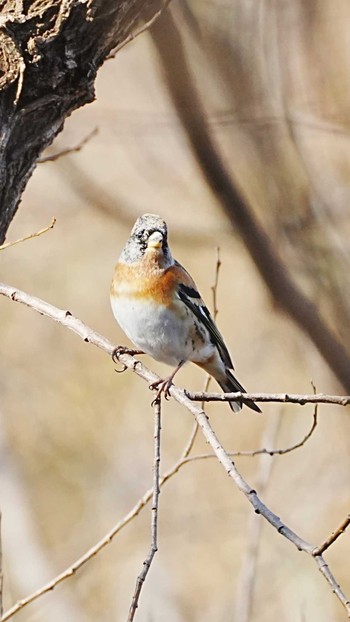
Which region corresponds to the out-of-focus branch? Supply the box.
[38,129,98,163]
[127,397,161,621]
[0,281,349,619]
[150,9,350,393]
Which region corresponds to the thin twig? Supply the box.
[251,404,318,456]
[185,391,350,407]
[181,401,318,464]
[235,414,281,622]
[184,406,318,461]
[313,514,350,556]
[127,398,161,621]
[107,0,173,59]
[0,218,56,251]
[181,422,198,459]
[0,283,349,619]
[38,128,98,163]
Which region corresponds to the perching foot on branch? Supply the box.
[150,360,185,404]
[150,377,174,403]
[112,346,145,373]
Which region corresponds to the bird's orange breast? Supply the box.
[111,259,187,308]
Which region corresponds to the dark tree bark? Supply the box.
[0,0,163,243]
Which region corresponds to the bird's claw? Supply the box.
[149,378,173,405]
[112,346,144,363]
[112,346,145,372]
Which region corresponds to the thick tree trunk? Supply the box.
[0,0,160,243]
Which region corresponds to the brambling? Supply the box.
[110,214,261,413]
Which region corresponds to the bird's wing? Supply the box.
[174,262,234,369]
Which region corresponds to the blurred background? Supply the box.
[1,0,350,620]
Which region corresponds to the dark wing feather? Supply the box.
[177,281,234,369]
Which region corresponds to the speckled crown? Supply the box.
[131,213,168,239]
[119,213,171,265]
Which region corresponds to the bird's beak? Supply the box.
[147,231,163,250]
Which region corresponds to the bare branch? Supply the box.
[0,282,349,619]
[185,391,350,407]
[186,406,318,461]
[38,129,98,163]
[172,393,350,617]
[313,514,350,556]
[248,405,318,456]
[181,422,199,460]
[127,397,161,621]
[0,218,56,251]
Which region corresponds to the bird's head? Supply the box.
[120,213,173,267]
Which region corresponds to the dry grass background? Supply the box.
[1,1,350,620]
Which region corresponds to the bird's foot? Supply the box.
[112,346,144,373]
[149,360,184,405]
[149,377,173,404]
[112,346,144,363]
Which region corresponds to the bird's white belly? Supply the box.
[111,296,194,366]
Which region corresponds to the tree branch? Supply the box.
[185,391,350,407]
[0,281,349,619]
[0,217,56,251]
[127,397,161,621]
[313,514,350,557]
[38,129,98,163]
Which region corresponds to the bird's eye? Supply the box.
[135,230,148,247]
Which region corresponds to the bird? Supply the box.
[110,213,261,413]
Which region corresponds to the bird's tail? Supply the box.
[217,369,262,413]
